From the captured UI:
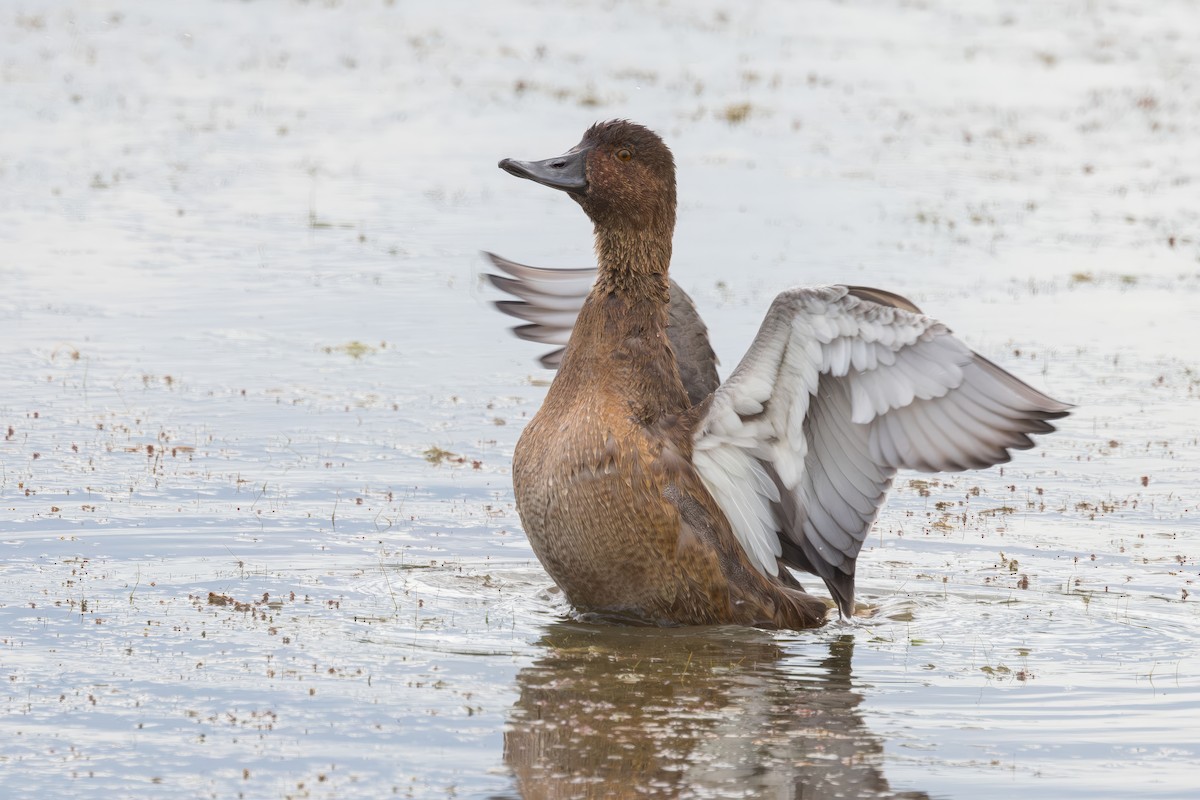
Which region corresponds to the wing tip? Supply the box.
[824,570,856,620]
[480,250,519,276]
[485,273,519,296]
[493,299,531,320]
[539,349,565,369]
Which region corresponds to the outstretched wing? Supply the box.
[692,285,1071,618]
[483,252,719,405]
[483,252,595,369]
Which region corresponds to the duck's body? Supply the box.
[495,120,1070,630]
[513,253,826,628]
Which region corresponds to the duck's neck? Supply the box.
[592,226,673,305]
[552,222,687,421]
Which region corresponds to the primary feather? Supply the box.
[691,285,1070,617]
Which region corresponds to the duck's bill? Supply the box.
[498,148,588,195]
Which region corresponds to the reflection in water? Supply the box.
[503,625,929,799]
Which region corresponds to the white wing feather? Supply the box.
[693,285,1070,617]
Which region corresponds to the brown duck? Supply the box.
[494,120,1070,629]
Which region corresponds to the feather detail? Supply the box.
[693,285,1071,618]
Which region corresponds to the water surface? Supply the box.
[2,1,1198,798]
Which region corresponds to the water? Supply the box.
[2,1,1198,797]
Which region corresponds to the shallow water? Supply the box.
[2,1,1198,798]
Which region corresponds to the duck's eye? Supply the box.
[616,148,633,162]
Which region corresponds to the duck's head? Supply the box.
[499,120,676,231]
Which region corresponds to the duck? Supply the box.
[491,120,1070,629]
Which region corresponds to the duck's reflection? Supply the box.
[503,625,927,799]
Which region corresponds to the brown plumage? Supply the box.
[500,121,828,628]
